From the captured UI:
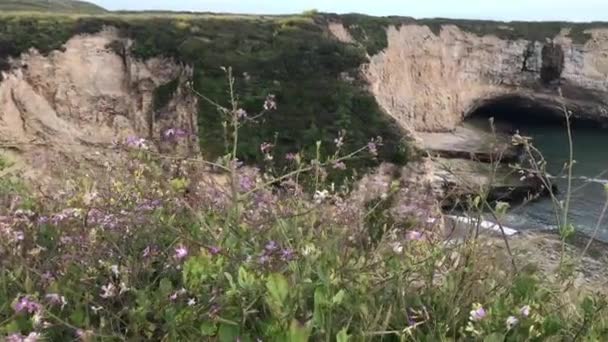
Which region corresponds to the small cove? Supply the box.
[466,115,608,242]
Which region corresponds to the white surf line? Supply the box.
[446,215,519,236]
[547,174,608,185]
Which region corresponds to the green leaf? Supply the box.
[483,333,505,342]
[336,328,350,342]
[70,307,86,326]
[238,266,254,288]
[266,273,289,306]
[218,323,240,342]
[542,315,562,336]
[201,321,217,336]
[288,320,311,342]
[159,278,173,296]
[332,289,346,305]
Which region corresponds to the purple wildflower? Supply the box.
[469,305,487,322]
[209,246,222,255]
[236,108,248,119]
[174,246,188,260]
[265,241,278,252]
[13,296,41,314]
[37,216,49,225]
[285,153,298,161]
[258,255,270,265]
[280,248,295,261]
[367,142,378,157]
[332,161,347,170]
[5,333,40,342]
[520,305,531,317]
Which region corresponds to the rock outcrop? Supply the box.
[360,24,608,132]
[0,28,198,184]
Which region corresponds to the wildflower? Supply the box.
[6,332,42,342]
[368,141,378,157]
[100,283,117,299]
[142,245,152,258]
[263,94,277,111]
[334,136,344,148]
[314,190,330,204]
[13,296,41,314]
[391,242,404,254]
[506,316,519,329]
[187,298,197,306]
[235,108,248,119]
[90,305,103,313]
[169,288,186,301]
[260,142,274,154]
[285,153,298,161]
[265,240,279,252]
[110,265,120,277]
[469,304,487,322]
[280,248,295,261]
[174,245,188,260]
[76,330,94,341]
[332,161,347,170]
[406,230,423,241]
[258,255,270,265]
[45,293,67,309]
[125,136,148,150]
[209,246,222,255]
[520,305,531,317]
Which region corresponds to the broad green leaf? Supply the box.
[159,278,173,296]
[218,323,240,342]
[332,289,346,305]
[336,328,350,342]
[288,320,311,342]
[201,321,217,336]
[266,273,289,305]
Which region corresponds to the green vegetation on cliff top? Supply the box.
[0,0,106,13]
[0,11,607,170]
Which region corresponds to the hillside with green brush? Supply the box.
[0,13,410,175]
[0,0,106,13]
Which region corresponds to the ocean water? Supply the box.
[467,116,608,241]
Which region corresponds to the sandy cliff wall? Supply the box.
[0,28,198,182]
[355,24,608,132]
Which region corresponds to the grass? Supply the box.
[0,89,606,339]
[0,0,106,14]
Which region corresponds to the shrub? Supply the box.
[1,74,607,341]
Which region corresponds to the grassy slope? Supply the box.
[0,0,106,13]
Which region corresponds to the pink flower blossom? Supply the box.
[469,305,487,321]
[520,305,531,317]
[13,296,41,314]
[174,246,188,260]
[406,230,423,241]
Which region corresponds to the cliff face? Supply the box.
[358,24,608,132]
[0,28,198,183]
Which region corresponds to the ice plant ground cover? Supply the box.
[1,73,608,341]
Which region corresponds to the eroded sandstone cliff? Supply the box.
[345,23,608,132]
[0,28,198,183]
